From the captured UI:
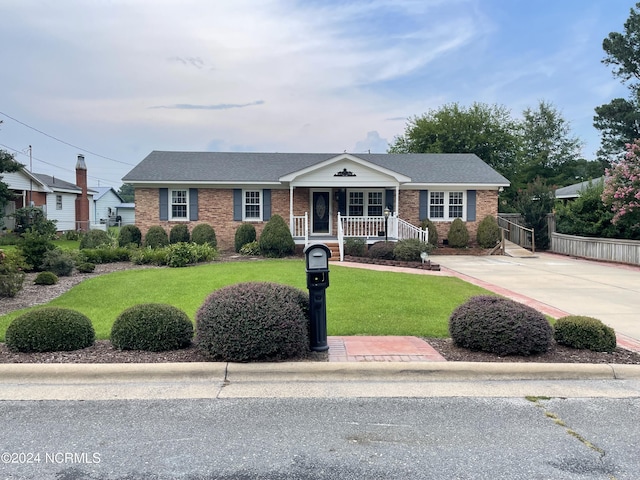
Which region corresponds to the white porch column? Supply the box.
[289,185,294,233]
[395,186,399,217]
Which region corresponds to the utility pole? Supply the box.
[28,145,33,206]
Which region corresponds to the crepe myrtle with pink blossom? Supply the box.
[602,140,640,227]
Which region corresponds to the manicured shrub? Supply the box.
[40,248,75,276]
[144,226,169,248]
[447,218,469,248]
[17,230,55,271]
[79,229,112,249]
[239,240,261,256]
[196,282,310,362]
[166,242,196,267]
[63,230,80,241]
[5,307,95,353]
[393,238,432,262]
[554,316,616,353]
[169,224,190,244]
[449,295,553,356]
[476,215,501,248]
[76,262,96,273]
[235,223,257,252]
[118,225,142,247]
[258,215,295,258]
[344,238,366,257]
[420,218,438,247]
[192,223,217,248]
[34,271,58,285]
[0,250,25,298]
[111,303,193,352]
[368,241,395,260]
[130,246,169,266]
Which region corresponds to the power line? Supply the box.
[0,110,136,166]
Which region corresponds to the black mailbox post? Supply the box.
[304,243,331,352]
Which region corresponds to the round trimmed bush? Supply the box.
[196,282,310,362]
[368,241,395,260]
[449,296,553,356]
[476,215,501,248]
[34,271,58,285]
[192,223,217,248]
[554,316,616,352]
[80,229,111,249]
[393,238,432,261]
[235,223,256,252]
[344,238,366,257]
[111,303,194,351]
[5,307,95,352]
[118,225,142,247]
[447,218,469,248]
[144,226,169,248]
[169,224,190,244]
[258,215,295,258]
[420,218,439,247]
[77,262,96,273]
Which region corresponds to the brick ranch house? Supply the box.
[122,151,510,255]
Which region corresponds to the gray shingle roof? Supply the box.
[122,151,510,186]
[554,177,605,199]
[33,173,81,192]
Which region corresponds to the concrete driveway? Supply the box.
[434,252,640,341]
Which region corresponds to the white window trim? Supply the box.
[429,191,466,221]
[56,195,63,210]
[346,188,385,217]
[243,189,262,221]
[169,188,189,221]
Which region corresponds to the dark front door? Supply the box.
[312,191,330,234]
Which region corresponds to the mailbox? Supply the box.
[303,243,331,352]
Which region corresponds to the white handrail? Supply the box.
[397,217,429,243]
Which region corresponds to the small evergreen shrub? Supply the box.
[118,225,142,247]
[144,226,169,248]
[0,250,25,298]
[258,215,295,258]
[196,282,309,362]
[5,307,95,352]
[447,218,469,248]
[40,248,75,276]
[78,246,130,264]
[344,238,366,257]
[420,219,438,247]
[130,247,169,265]
[167,242,196,267]
[239,241,261,256]
[169,224,190,244]
[393,238,432,262]
[554,316,616,352]
[34,271,58,285]
[235,223,257,252]
[0,233,20,246]
[192,223,217,248]
[17,230,55,271]
[449,295,553,356]
[111,303,193,352]
[79,229,112,249]
[368,241,395,260]
[76,262,96,273]
[63,230,80,241]
[476,215,501,248]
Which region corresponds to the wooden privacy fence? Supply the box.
[551,232,640,265]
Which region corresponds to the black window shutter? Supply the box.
[262,189,271,220]
[467,190,476,221]
[159,188,168,221]
[419,190,428,221]
[233,189,242,221]
[385,189,395,213]
[189,188,198,221]
[338,189,346,215]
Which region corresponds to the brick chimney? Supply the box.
[75,154,89,231]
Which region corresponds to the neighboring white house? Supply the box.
[91,187,136,226]
[32,174,96,231]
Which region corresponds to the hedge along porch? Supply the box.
[124,152,510,253]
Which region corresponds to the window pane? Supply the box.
[429,192,444,218]
[245,191,261,219]
[172,205,187,218]
[367,191,382,216]
[171,190,188,218]
[348,191,363,216]
[449,192,463,218]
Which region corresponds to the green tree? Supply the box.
[389,102,520,178]
[594,3,640,164]
[117,183,135,203]
[514,177,555,250]
[555,180,617,238]
[0,150,24,229]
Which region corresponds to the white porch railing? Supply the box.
[290,213,309,246]
[337,212,345,261]
[340,215,395,238]
[397,217,429,243]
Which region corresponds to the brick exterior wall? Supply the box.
[134,187,499,250]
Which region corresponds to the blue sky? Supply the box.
[0,0,634,188]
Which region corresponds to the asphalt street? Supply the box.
[1,397,639,480]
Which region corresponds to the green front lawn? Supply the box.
[0,259,491,341]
